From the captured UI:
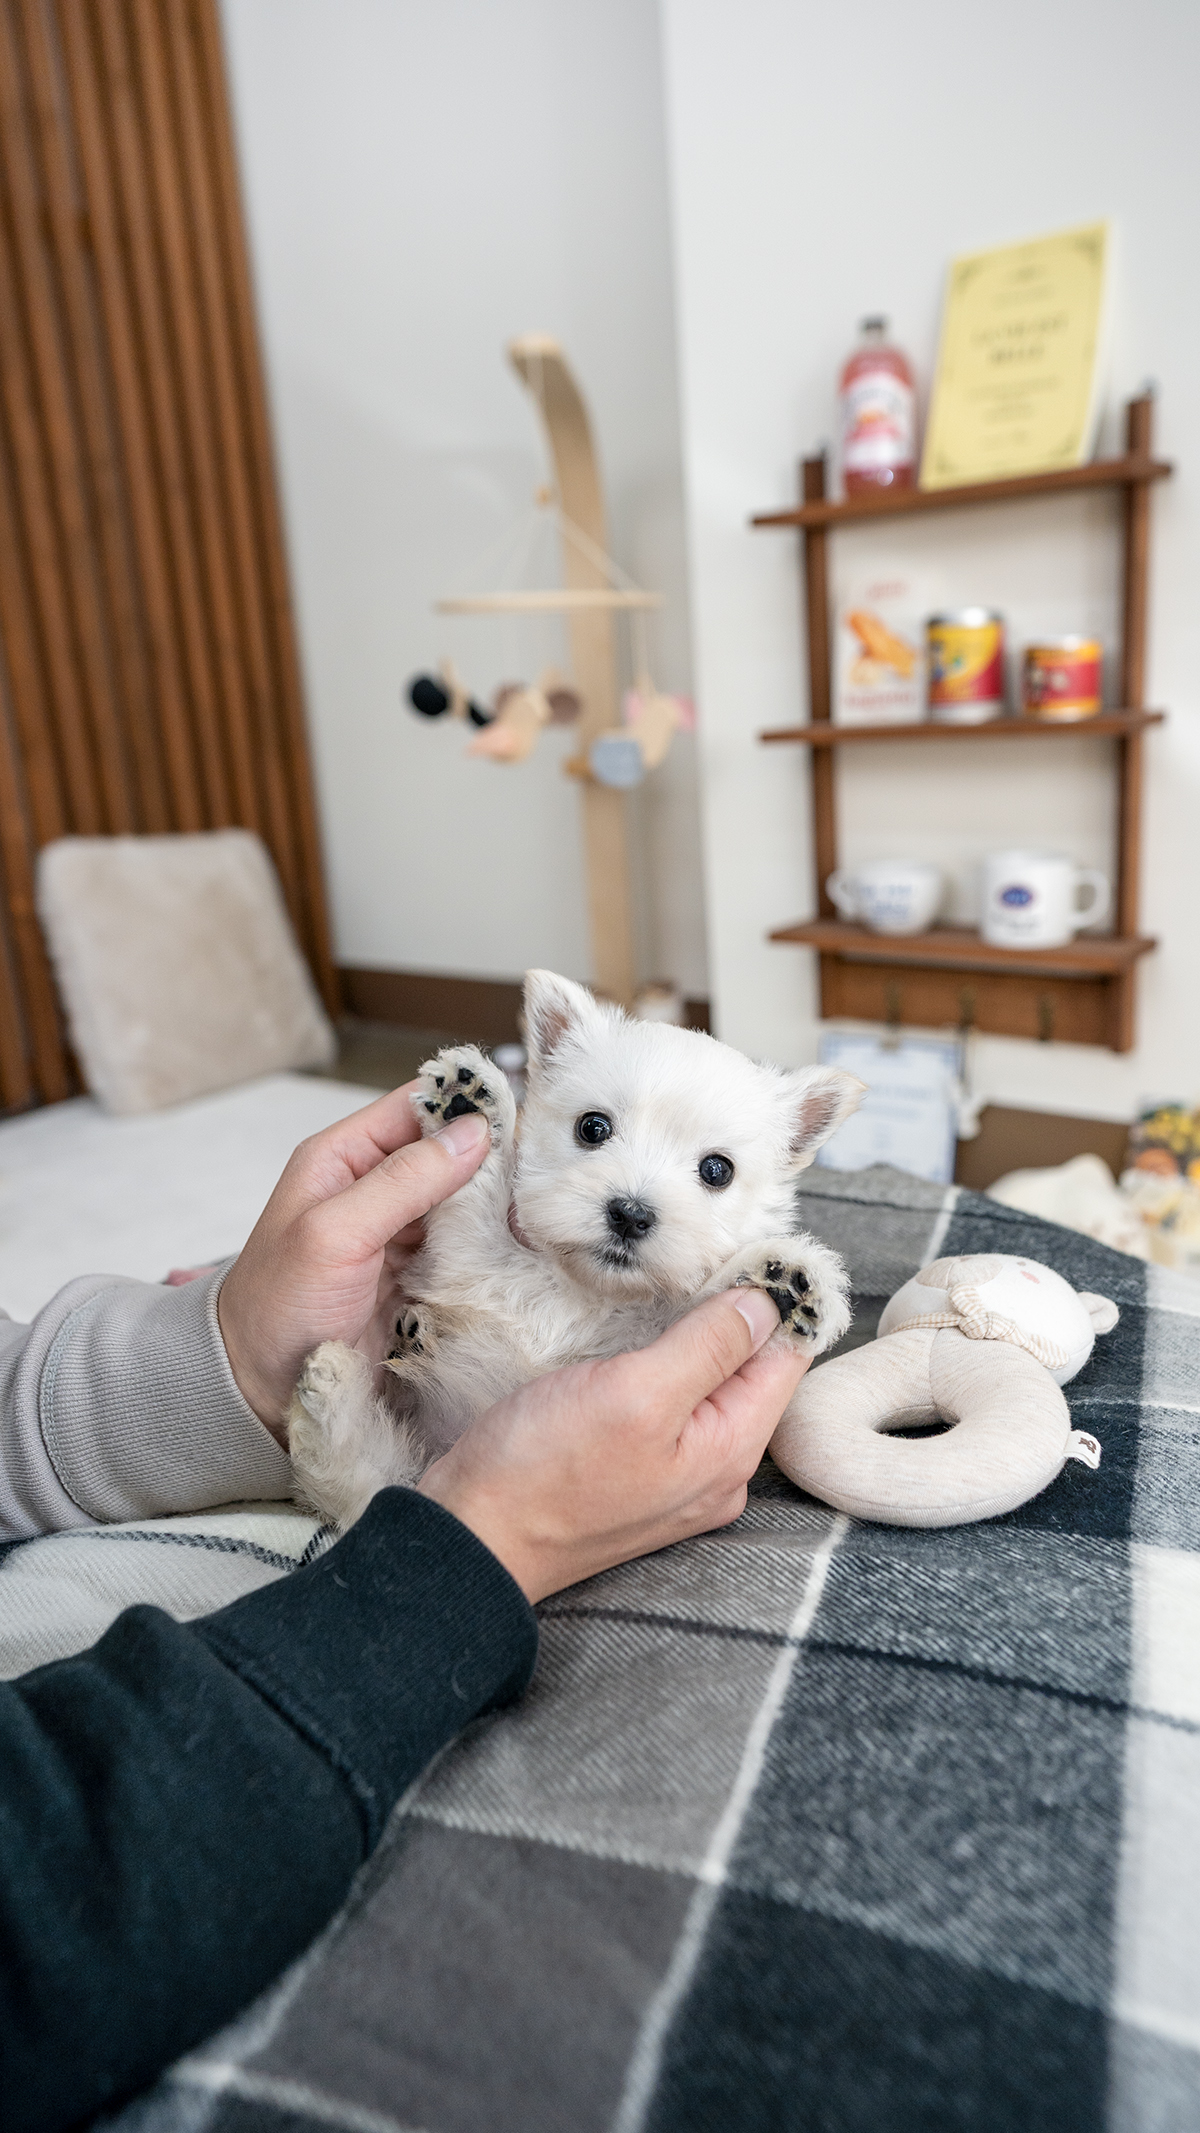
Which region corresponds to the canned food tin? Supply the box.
[927,609,1006,723]
[1022,636,1102,721]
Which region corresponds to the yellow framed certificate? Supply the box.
[920,221,1110,488]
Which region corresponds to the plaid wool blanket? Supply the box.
[7,1166,1197,2131]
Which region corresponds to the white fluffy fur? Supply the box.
[288,971,863,1528]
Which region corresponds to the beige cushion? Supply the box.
[37,831,336,1115]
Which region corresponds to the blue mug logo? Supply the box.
[1000,884,1034,907]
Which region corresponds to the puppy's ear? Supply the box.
[523,969,602,1072]
[781,1068,865,1169]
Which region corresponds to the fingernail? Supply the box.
[730,1286,780,1350]
[435,1112,490,1156]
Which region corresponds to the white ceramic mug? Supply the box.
[826,860,944,936]
[981,850,1111,948]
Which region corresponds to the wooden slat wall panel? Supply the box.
[188,0,332,972]
[0,0,337,1109]
[0,653,63,1102]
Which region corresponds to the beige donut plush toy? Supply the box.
[770,1253,1117,1528]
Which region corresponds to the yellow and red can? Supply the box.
[1022,637,1102,721]
[927,608,1005,722]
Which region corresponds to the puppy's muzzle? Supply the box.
[605,1196,657,1246]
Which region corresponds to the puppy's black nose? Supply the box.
[606,1196,657,1243]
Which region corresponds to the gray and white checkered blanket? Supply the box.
[12,1165,1197,2132]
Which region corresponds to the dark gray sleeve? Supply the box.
[1,1487,539,2133]
[0,1265,293,1540]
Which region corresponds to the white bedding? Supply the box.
[0,1502,329,1679]
[0,1072,383,1323]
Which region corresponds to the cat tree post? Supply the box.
[507,336,636,1007]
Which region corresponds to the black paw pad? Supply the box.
[442,1091,480,1121]
[421,1057,497,1130]
[742,1260,821,1339]
[763,1258,809,1294]
[392,1311,424,1358]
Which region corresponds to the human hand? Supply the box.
[218,1086,490,1442]
[417,1289,810,1601]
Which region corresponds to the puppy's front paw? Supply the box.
[730,1234,851,1355]
[411,1044,515,1146]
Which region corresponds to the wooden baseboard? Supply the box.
[954,1105,1130,1192]
[339,968,524,1044]
[338,967,711,1042]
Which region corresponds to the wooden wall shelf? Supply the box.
[768,920,1157,976]
[751,394,1171,1053]
[760,710,1165,748]
[751,449,1173,531]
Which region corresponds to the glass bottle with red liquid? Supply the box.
[840,316,916,496]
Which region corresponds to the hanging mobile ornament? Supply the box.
[406,659,493,726]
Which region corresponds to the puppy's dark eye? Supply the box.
[576,1112,613,1147]
[699,1153,735,1190]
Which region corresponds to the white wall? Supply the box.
[219,0,707,997]
[661,0,1200,1119]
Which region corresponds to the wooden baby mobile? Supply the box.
[405,336,693,1006]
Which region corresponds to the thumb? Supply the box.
[330,1111,490,1253]
[630,1286,781,1417]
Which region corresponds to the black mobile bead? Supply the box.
[409,674,451,717]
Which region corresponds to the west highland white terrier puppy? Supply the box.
[288,969,864,1529]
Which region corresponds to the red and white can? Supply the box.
[1022,637,1103,721]
[927,609,1006,723]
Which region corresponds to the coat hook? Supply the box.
[1037,994,1056,1043]
[883,982,903,1050]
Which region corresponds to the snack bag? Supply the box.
[833,571,930,724]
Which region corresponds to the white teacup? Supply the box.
[826,860,944,936]
[981,850,1111,949]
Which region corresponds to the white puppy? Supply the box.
[288,969,864,1529]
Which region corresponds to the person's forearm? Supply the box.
[0,1487,537,2133]
[0,1264,292,1539]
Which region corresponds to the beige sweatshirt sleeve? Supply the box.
[0,1264,293,1541]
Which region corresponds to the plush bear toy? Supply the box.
[769,1253,1117,1528]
